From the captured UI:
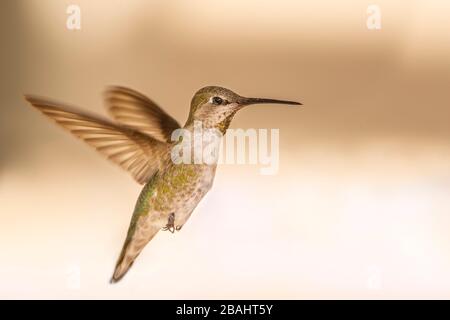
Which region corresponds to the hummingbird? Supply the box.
[25,86,301,283]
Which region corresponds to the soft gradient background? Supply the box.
[1,0,450,299]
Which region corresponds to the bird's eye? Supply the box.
[212,96,223,105]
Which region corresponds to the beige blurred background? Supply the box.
[1,0,450,299]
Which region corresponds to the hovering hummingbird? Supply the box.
[25,86,301,282]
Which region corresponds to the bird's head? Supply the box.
[186,86,301,133]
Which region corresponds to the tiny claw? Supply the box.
[162,213,175,233]
[162,225,175,233]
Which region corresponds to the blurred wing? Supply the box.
[25,95,168,184]
[104,86,181,142]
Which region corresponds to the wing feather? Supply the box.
[25,95,168,184]
[104,86,181,142]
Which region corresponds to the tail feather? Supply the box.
[110,223,160,283]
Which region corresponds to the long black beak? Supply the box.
[239,97,302,106]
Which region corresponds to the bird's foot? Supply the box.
[162,213,175,233]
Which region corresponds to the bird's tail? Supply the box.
[110,223,160,283]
